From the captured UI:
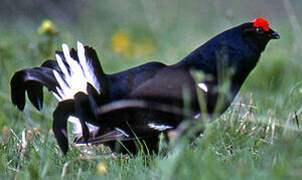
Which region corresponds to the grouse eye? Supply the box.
[255,27,264,33]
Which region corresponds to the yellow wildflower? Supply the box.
[96,162,108,175]
[38,19,58,35]
[111,30,131,54]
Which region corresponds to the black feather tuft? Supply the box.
[53,100,75,155]
[10,71,26,111]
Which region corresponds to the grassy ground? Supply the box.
[1,1,302,179]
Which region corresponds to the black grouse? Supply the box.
[10,18,280,154]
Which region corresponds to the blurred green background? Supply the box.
[0,0,302,179]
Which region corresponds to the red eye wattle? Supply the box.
[253,18,270,32]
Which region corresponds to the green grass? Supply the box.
[1,1,302,179]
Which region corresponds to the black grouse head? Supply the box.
[179,17,281,100]
[241,18,280,52]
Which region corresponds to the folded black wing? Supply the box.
[10,66,60,111]
[73,99,188,145]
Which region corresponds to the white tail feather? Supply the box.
[52,41,100,101]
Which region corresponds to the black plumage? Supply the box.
[10,18,279,154]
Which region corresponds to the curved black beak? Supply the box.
[269,30,280,39]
